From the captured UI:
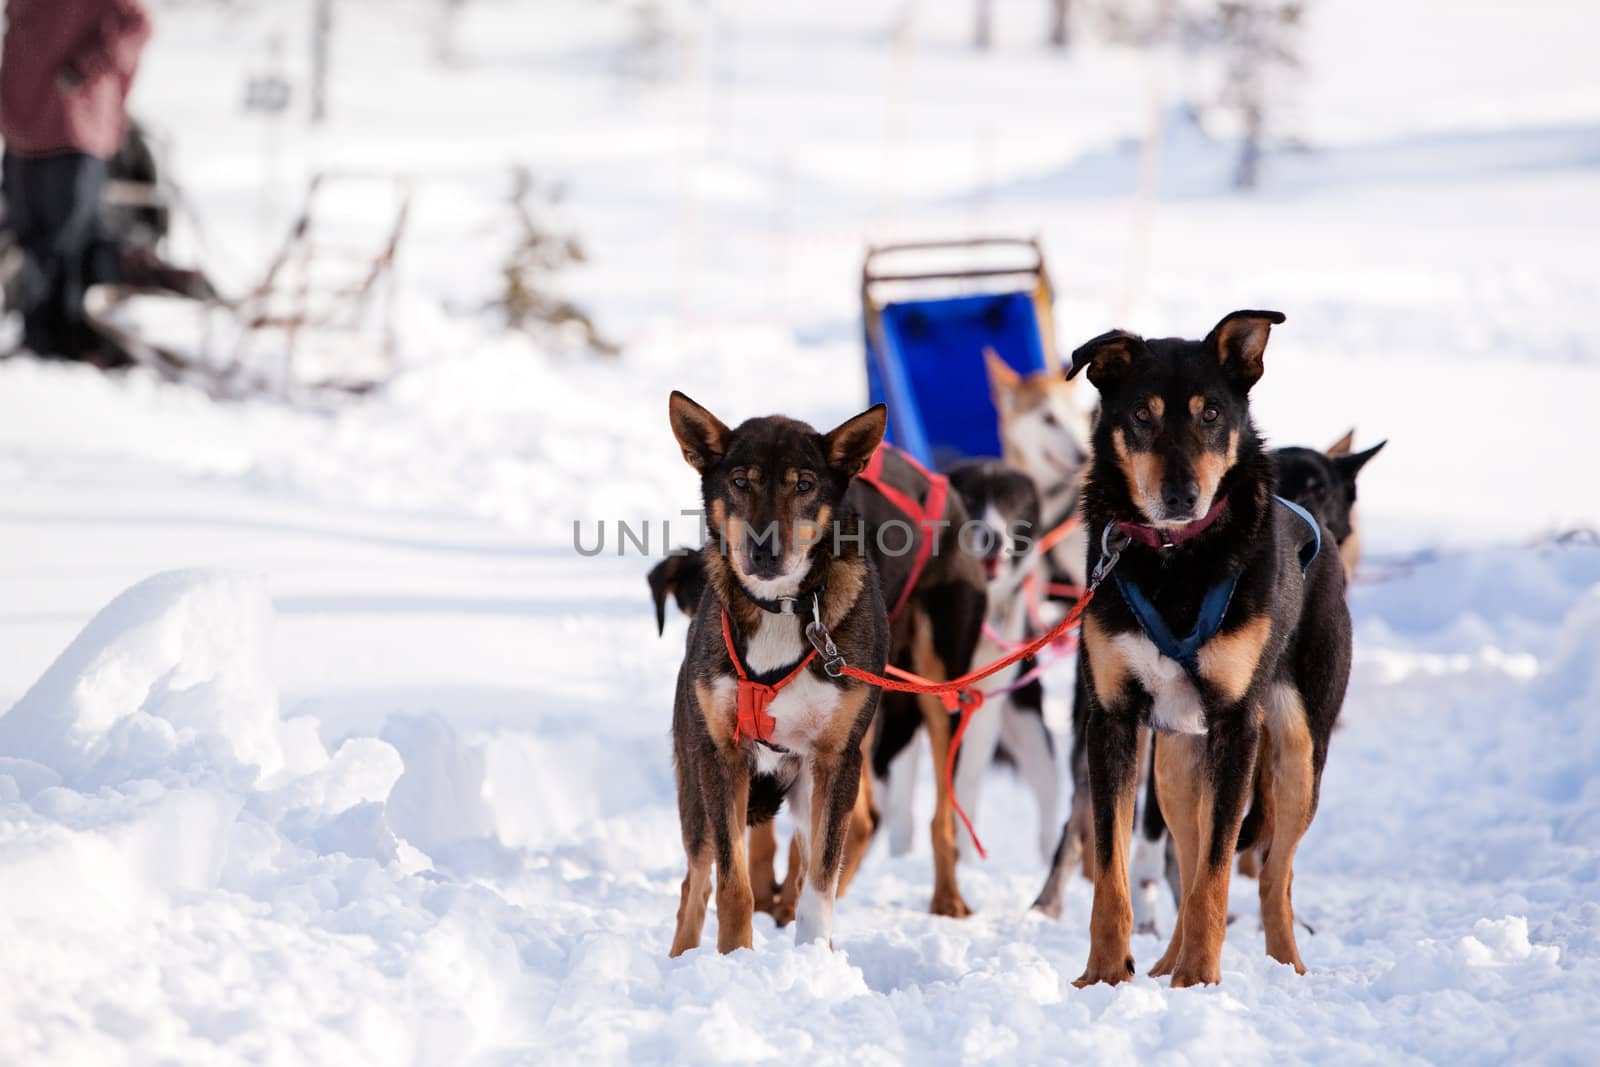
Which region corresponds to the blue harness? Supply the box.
[1114,496,1321,682]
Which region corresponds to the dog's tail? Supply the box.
[1235,760,1267,854]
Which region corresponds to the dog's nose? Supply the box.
[1163,481,1199,517]
[748,537,781,567]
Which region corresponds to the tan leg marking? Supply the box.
[838,747,877,897]
[913,610,970,918]
[1260,685,1314,973]
[1167,729,1256,987]
[1169,776,1231,987]
[1073,763,1137,987]
[1149,734,1202,977]
[695,680,735,751]
[714,766,755,954]
[1082,613,1129,710]
[1196,614,1271,706]
[773,834,802,926]
[669,842,713,957]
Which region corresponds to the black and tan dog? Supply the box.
[1061,311,1352,988]
[1276,431,1386,582]
[653,443,988,921]
[665,392,892,955]
[1039,426,1384,933]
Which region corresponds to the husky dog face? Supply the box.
[668,392,885,597]
[947,460,1042,600]
[985,349,1092,499]
[1067,311,1284,529]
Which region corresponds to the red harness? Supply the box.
[720,611,816,746]
[856,445,950,621]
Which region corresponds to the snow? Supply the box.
[2,0,1599,1063]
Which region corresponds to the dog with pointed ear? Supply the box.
[1207,309,1286,389]
[985,346,1093,512]
[661,390,890,957]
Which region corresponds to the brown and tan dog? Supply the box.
[653,444,989,922]
[665,392,891,955]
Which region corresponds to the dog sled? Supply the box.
[862,236,1060,469]
[85,170,411,399]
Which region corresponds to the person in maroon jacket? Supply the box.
[0,0,152,360]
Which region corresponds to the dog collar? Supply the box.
[739,567,827,618]
[1116,496,1229,550]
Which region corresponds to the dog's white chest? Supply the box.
[718,612,842,759]
[1112,631,1209,735]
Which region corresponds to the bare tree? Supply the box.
[310,0,333,124]
[1048,0,1071,48]
[975,0,994,50]
[1211,1,1305,189]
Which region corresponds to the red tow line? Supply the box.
[836,586,1098,859]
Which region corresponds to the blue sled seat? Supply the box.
[865,289,1051,470]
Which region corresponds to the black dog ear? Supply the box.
[1067,329,1142,389]
[1206,310,1285,389]
[1332,439,1386,485]
[646,555,684,635]
[668,391,731,472]
[823,404,887,476]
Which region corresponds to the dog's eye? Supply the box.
[1041,411,1057,426]
[1133,406,1153,425]
[1202,404,1220,423]
[730,475,749,491]
[794,479,814,494]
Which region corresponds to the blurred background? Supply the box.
[5,0,1599,547]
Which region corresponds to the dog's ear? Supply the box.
[984,347,1021,413]
[1332,439,1386,487]
[823,403,887,476]
[647,555,685,635]
[668,391,731,472]
[1326,427,1356,458]
[1067,329,1141,390]
[1207,310,1285,390]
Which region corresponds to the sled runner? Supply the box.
[84,171,411,398]
[861,236,1060,469]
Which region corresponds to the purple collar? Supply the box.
[1116,497,1229,550]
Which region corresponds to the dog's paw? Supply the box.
[1030,895,1064,920]
[1073,955,1136,988]
[770,899,797,927]
[1168,961,1222,988]
[929,889,972,918]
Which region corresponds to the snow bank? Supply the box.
[0,572,543,1062]
[0,570,318,791]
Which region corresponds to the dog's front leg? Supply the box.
[794,745,863,947]
[1165,713,1259,987]
[707,750,755,953]
[1073,701,1142,987]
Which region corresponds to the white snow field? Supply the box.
[2,1,1599,1064]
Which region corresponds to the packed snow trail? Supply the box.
[1,437,1596,1064]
